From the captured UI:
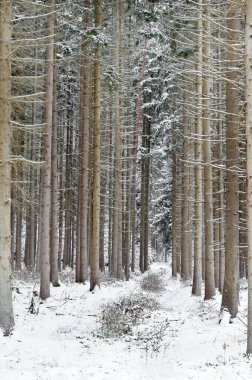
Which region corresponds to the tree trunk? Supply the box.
[245,0,252,354]
[171,129,177,277]
[202,0,215,299]
[63,91,73,268]
[40,0,55,300]
[181,91,190,281]
[107,100,113,271]
[89,0,101,291]
[112,0,123,279]
[140,88,151,273]
[50,41,59,286]
[217,38,225,293]
[76,0,90,283]
[0,0,14,334]
[192,0,203,296]
[221,3,240,317]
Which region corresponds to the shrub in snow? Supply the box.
[141,272,165,293]
[98,293,159,338]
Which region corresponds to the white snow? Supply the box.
[0,264,252,380]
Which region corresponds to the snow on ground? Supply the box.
[0,263,252,380]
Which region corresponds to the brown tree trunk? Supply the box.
[192,0,203,296]
[202,0,215,299]
[89,0,101,291]
[245,0,252,354]
[40,0,55,300]
[76,0,90,283]
[181,92,190,281]
[221,3,240,317]
[50,43,59,286]
[140,88,151,273]
[0,0,14,334]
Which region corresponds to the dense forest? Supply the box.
[1,0,252,377]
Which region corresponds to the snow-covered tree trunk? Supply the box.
[76,0,90,283]
[221,2,240,317]
[181,90,190,281]
[130,48,145,273]
[202,0,215,300]
[89,0,101,291]
[140,88,151,274]
[0,0,14,334]
[112,0,123,279]
[50,40,59,287]
[40,0,55,299]
[192,0,203,296]
[171,132,177,278]
[245,0,252,354]
[217,37,225,293]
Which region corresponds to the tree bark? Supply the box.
[192,0,203,296]
[0,0,14,334]
[202,0,215,299]
[221,3,240,317]
[50,40,59,286]
[112,0,123,279]
[245,0,252,354]
[181,91,190,281]
[76,0,90,283]
[40,0,55,300]
[89,0,101,291]
[140,87,151,274]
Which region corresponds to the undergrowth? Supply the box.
[98,293,160,338]
[140,271,165,293]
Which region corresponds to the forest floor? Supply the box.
[0,263,251,380]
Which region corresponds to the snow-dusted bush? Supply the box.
[98,293,159,338]
[141,272,165,293]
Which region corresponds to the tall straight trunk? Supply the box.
[181,91,190,281]
[50,43,59,286]
[99,171,106,272]
[130,121,137,273]
[192,0,203,296]
[123,15,133,280]
[27,144,35,271]
[202,0,215,300]
[188,140,193,278]
[176,158,182,275]
[171,133,177,277]
[245,0,252,353]
[131,45,146,273]
[140,89,151,273]
[89,0,101,291]
[11,191,15,268]
[26,37,39,271]
[217,37,225,292]
[28,40,39,271]
[76,0,90,283]
[63,97,73,268]
[0,0,14,334]
[240,162,248,279]
[24,201,30,269]
[130,73,142,273]
[58,109,65,272]
[124,132,131,280]
[108,100,113,271]
[14,130,23,270]
[40,0,55,300]
[221,3,240,317]
[15,194,22,270]
[112,0,123,279]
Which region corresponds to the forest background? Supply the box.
[1,0,252,367]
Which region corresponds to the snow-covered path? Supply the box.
[0,264,251,380]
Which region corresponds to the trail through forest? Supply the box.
[0,263,251,380]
